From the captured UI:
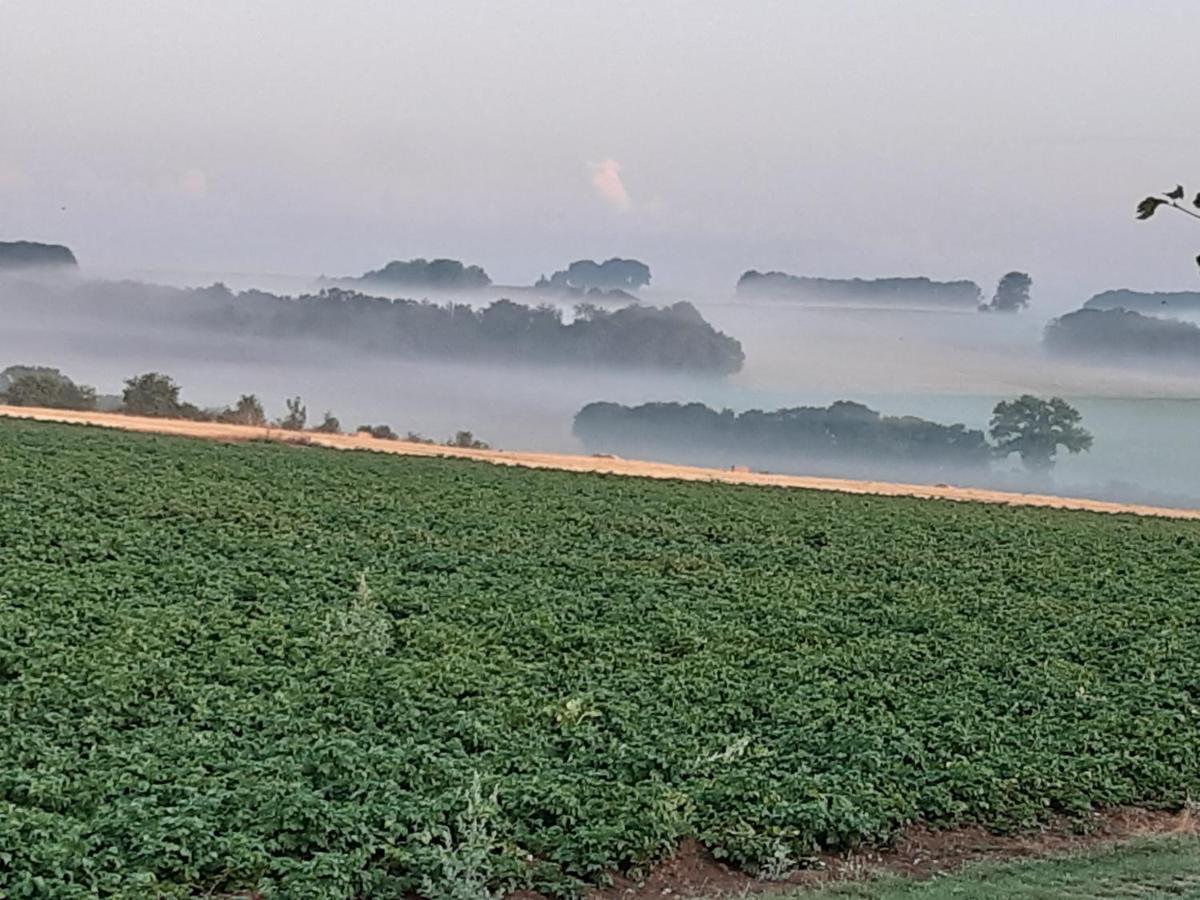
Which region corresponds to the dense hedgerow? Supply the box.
[1,420,1199,897]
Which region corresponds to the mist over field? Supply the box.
[4,264,1200,507]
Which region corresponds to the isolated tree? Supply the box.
[311,411,341,433]
[357,423,398,440]
[122,372,182,417]
[1136,184,1200,271]
[981,271,1032,312]
[221,394,266,426]
[447,430,490,449]
[2,370,96,410]
[404,431,434,444]
[278,396,307,431]
[989,395,1092,473]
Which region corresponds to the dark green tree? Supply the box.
[220,394,267,427]
[981,272,1032,312]
[122,373,183,417]
[1,370,96,410]
[989,395,1092,472]
[357,423,397,440]
[312,411,341,433]
[447,430,489,449]
[278,396,307,431]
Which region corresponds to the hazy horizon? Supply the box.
[3,1,1200,310]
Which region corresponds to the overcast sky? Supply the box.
[2,0,1199,306]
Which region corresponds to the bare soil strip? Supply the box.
[3,405,1198,520]
[580,807,1200,899]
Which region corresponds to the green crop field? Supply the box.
[3,419,1200,898]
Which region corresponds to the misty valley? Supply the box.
[3,244,1200,508]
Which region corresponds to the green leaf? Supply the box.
[1137,197,1167,219]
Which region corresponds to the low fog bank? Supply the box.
[697,300,1200,397]
[4,272,1200,508]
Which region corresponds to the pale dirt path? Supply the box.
[3,404,1199,521]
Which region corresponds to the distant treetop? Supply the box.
[537,258,651,292]
[0,241,77,270]
[979,271,1032,313]
[1044,307,1200,362]
[1084,289,1200,314]
[341,258,491,290]
[737,271,982,307]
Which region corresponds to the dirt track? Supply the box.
[4,404,1199,520]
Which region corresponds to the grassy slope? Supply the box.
[796,837,1200,899]
[2,419,1200,897]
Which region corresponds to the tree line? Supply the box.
[0,366,489,448]
[574,396,1090,476]
[14,277,745,376]
[325,255,655,296]
[736,269,1036,313]
[188,288,744,374]
[1044,307,1200,362]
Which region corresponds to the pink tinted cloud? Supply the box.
[590,158,631,210]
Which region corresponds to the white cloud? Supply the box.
[590,158,631,211]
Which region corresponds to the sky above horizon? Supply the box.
[2,0,1199,308]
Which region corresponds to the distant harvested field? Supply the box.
[2,405,1198,520]
[2,418,1200,897]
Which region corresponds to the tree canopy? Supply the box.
[1084,289,1200,314]
[1044,308,1200,362]
[989,396,1092,472]
[737,271,983,307]
[980,271,1032,313]
[0,366,95,409]
[122,372,184,418]
[574,399,991,478]
[0,241,77,270]
[188,287,744,375]
[219,394,267,427]
[539,258,651,292]
[343,258,492,290]
[278,396,307,431]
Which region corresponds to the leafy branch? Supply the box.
[1136,184,1200,270]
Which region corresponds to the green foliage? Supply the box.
[121,371,183,417]
[2,420,1199,897]
[0,240,76,270]
[6,278,748,375]
[574,400,990,478]
[737,272,983,307]
[219,394,267,427]
[790,837,1200,899]
[1084,288,1200,314]
[446,430,489,450]
[1134,183,1200,271]
[353,257,492,289]
[980,271,1032,313]
[357,423,398,440]
[989,395,1093,472]
[1045,307,1200,361]
[278,396,307,431]
[541,258,651,292]
[311,411,341,434]
[0,366,96,410]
